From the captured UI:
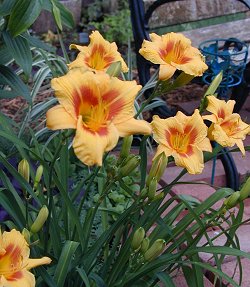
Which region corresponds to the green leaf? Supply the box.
[0,45,13,65]
[8,0,43,37]
[0,0,15,16]
[2,31,32,76]
[156,272,175,287]
[51,0,63,30]
[0,90,19,99]
[54,241,79,287]
[23,33,56,53]
[76,267,91,287]
[56,1,75,29]
[0,65,31,102]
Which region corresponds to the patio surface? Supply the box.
[155,96,250,286]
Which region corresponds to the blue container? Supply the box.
[199,38,248,88]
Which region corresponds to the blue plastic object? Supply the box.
[199,38,248,89]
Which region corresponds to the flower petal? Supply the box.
[46,105,77,130]
[115,118,152,137]
[159,64,176,80]
[73,116,119,166]
[26,257,52,270]
[174,146,204,174]
[0,270,35,287]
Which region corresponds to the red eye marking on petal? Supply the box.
[7,271,23,281]
[73,86,99,115]
[5,244,21,262]
[102,90,124,119]
[217,108,226,119]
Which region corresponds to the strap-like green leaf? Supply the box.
[0,65,31,102]
[3,31,32,76]
[54,241,80,287]
[8,0,43,37]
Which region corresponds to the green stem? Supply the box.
[56,27,70,64]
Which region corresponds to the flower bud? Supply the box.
[140,187,148,199]
[18,159,30,183]
[31,206,49,233]
[148,177,158,201]
[33,165,43,190]
[119,136,133,160]
[146,153,167,186]
[131,227,145,251]
[22,228,30,244]
[144,239,165,262]
[119,155,140,177]
[106,61,122,77]
[140,237,150,253]
[223,191,240,209]
[239,177,250,201]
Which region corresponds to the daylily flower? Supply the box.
[69,30,128,73]
[139,32,207,80]
[151,110,212,174]
[203,96,250,155]
[46,70,151,166]
[0,229,51,287]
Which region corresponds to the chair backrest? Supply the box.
[129,0,250,86]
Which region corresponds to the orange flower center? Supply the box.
[166,125,196,156]
[159,41,191,65]
[85,44,114,70]
[74,87,124,134]
[221,118,241,136]
[170,131,190,153]
[0,244,23,279]
[81,102,110,133]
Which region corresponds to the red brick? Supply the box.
[222,258,250,287]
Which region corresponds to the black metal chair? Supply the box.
[129,0,250,190]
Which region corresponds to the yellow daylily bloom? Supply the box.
[69,30,128,73]
[139,32,208,80]
[46,70,151,166]
[0,229,51,287]
[203,96,250,155]
[151,110,212,174]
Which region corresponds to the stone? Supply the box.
[143,0,249,28]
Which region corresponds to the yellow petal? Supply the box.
[46,105,77,130]
[234,139,246,156]
[0,270,35,287]
[159,64,176,80]
[139,40,166,65]
[73,116,119,166]
[115,118,152,137]
[174,146,204,174]
[26,257,52,270]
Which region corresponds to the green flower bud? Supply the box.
[131,227,145,251]
[148,177,158,201]
[22,228,30,244]
[140,237,150,253]
[223,191,240,209]
[18,159,30,183]
[106,61,122,77]
[144,239,165,261]
[146,153,168,186]
[34,165,43,190]
[119,155,140,177]
[140,187,148,199]
[31,206,49,233]
[119,136,133,160]
[239,177,250,201]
